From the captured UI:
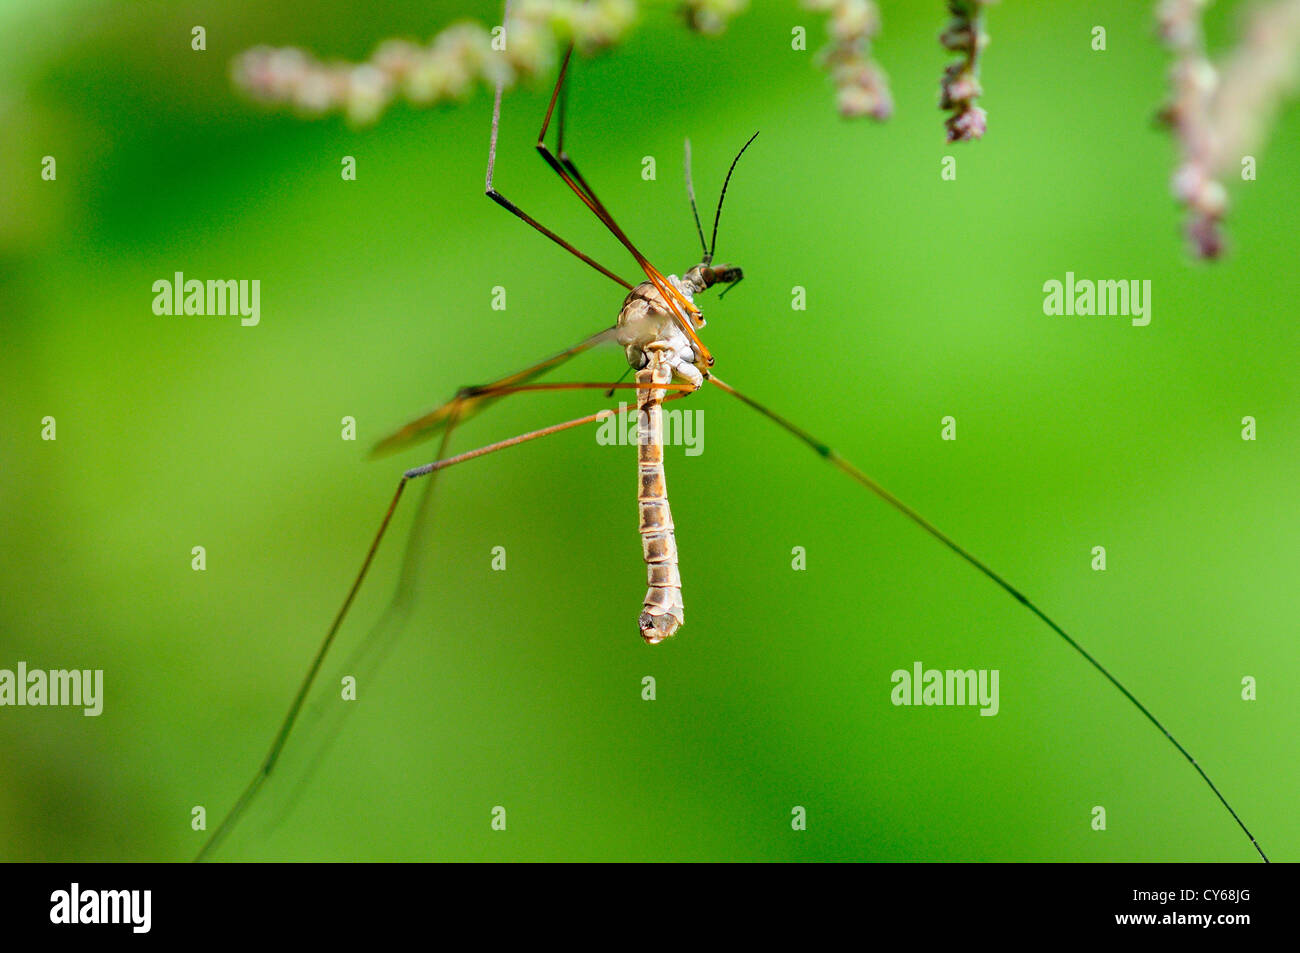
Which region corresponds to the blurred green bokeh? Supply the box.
[2,0,1297,862]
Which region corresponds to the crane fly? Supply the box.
[195,43,1268,863]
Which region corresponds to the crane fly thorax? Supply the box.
[616,273,705,388]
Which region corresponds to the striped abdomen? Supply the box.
[636,351,684,643]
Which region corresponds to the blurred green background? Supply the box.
[2,0,1297,862]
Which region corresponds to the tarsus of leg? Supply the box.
[707,374,1269,863]
[194,392,653,862]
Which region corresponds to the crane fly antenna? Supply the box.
[684,138,709,262]
[709,131,759,261]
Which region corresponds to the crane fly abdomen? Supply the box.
[636,351,685,644]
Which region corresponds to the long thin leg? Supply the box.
[195,388,669,862]
[707,375,1269,863]
[534,47,644,259]
[485,2,709,349]
[371,343,696,460]
[485,52,631,288]
[372,325,617,457]
[374,355,693,458]
[551,56,609,224]
[484,8,707,358]
[194,435,437,863]
[532,46,714,364]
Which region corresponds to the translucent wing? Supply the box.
[370,326,620,458]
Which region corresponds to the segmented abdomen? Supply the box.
[636,352,684,643]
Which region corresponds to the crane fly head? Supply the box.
[676,263,743,331]
[683,262,743,293]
